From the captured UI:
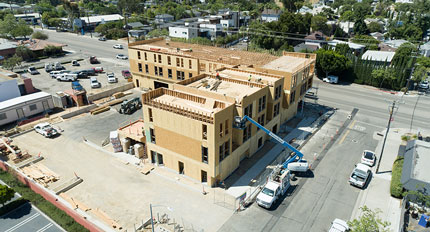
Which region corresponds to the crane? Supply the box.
[233,116,304,169]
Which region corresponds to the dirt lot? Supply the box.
[10,106,234,231]
[27,57,130,96]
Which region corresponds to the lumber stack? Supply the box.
[93,208,122,230]
[21,163,59,187]
[90,106,110,115]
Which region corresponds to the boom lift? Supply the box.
[233,116,307,170]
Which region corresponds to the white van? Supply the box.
[323,75,339,84]
[90,77,101,88]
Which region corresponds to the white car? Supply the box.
[419,81,429,89]
[90,77,101,88]
[323,75,338,84]
[116,54,128,60]
[113,44,123,49]
[49,70,70,79]
[107,72,117,83]
[28,66,39,75]
[361,150,376,167]
[349,163,371,189]
[34,123,58,138]
[56,73,77,82]
[329,218,350,232]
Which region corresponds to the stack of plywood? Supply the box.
[93,208,122,230]
[21,163,59,187]
[90,106,110,115]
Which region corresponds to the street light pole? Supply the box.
[375,101,396,174]
[150,203,154,232]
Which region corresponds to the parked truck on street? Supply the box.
[256,167,291,209]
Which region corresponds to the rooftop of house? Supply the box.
[18,39,66,51]
[130,38,279,66]
[262,55,311,73]
[184,74,264,102]
[218,67,281,85]
[401,140,430,191]
[261,9,282,16]
[143,88,230,120]
[362,50,395,62]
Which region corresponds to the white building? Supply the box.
[261,9,282,22]
[169,26,198,39]
[0,92,54,126]
[420,42,430,57]
[361,50,395,63]
[0,74,21,102]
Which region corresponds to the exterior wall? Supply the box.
[0,79,21,102]
[129,47,200,89]
[0,95,54,126]
[168,27,198,39]
[261,15,280,22]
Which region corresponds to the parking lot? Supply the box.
[0,203,64,232]
[26,53,130,96]
[10,98,234,231]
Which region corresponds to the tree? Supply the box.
[311,15,330,35]
[335,43,350,56]
[146,29,169,38]
[368,22,383,33]
[11,19,33,39]
[281,0,302,12]
[340,10,355,22]
[348,206,391,232]
[391,43,417,67]
[351,35,379,50]
[0,184,14,207]
[353,18,369,35]
[412,65,428,82]
[1,55,23,71]
[0,14,18,38]
[316,49,351,77]
[16,46,35,61]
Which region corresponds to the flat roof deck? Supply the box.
[219,68,281,86]
[185,76,262,102]
[262,55,310,73]
[153,94,222,115]
[131,39,279,66]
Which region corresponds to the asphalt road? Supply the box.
[35,29,129,61]
[0,203,64,232]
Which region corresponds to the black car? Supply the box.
[98,37,106,41]
[79,69,96,76]
[71,71,88,79]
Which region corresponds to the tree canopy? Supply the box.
[316,49,351,77]
[348,206,390,232]
[0,184,15,207]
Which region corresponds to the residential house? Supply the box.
[298,6,313,15]
[294,43,319,53]
[128,22,144,29]
[0,39,17,59]
[361,50,395,65]
[261,9,282,22]
[420,41,430,57]
[0,2,20,11]
[339,21,354,35]
[155,14,175,23]
[370,32,384,41]
[169,26,199,40]
[401,140,430,195]
[328,39,366,54]
[128,25,153,39]
[18,39,66,57]
[305,32,328,49]
[384,39,409,49]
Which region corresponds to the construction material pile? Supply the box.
[21,163,59,187]
[110,131,123,153]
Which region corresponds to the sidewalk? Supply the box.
[351,128,413,232]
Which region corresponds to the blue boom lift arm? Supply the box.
[234,116,304,169]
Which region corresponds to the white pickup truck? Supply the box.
[56,73,77,82]
[34,123,59,138]
[256,169,291,209]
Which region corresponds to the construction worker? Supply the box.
[216,72,220,79]
[248,74,252,82]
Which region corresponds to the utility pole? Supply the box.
[86,10,92,38]
[375,101,397,174]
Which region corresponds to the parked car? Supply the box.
[50,70,70,79]
[98,37,106,41]
[419,81,429,89]
[71,81,84,91]
[107,72,117,83]
[92,67,104,73]
[122,70,131,78]
[116,54,128,60]
[90,56,99,64]
[349,163,371,189]
[71,71,88,79]
[80,69,96,76]
[57,73,77,82]
[72,60,80,66]
[323,75,338,84]
[90,77,101,88]
[45,63,54,72]
[28,66,39,75]
[113,44,123,49]
[329,219,349,232]
[34,123,58,138]
[361,150,376,167]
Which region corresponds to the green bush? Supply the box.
[31,31,48,40]
[0,170,88,232]
[390,157,404,198]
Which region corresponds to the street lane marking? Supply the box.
[338,120,356,145]
[36,223,53,232]
[5,213,40,232]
